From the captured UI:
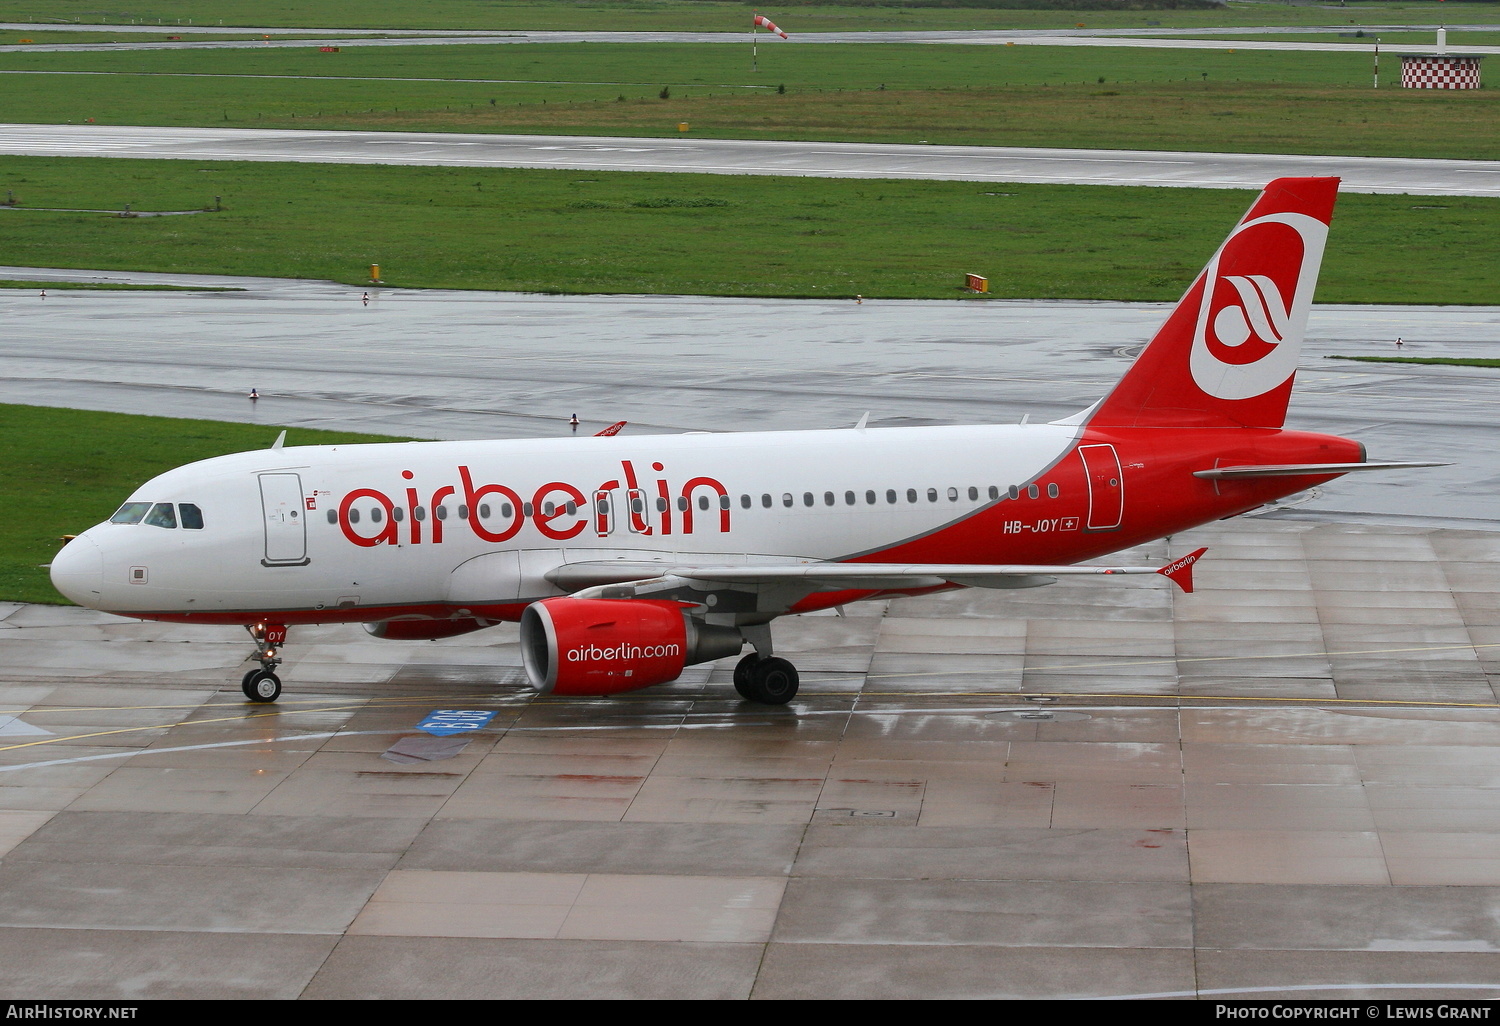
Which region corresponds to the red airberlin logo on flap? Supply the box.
[1189,212,1328,402]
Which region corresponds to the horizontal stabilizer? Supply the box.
[1193,461,1448,480]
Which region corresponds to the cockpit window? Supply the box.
[143,502,177,529]
[179,503,204,530]
[110,502,151,525]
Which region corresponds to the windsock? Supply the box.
[753,14,788,39]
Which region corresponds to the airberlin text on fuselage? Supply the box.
[336,460,731,547]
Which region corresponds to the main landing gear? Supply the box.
[241,622,286,703]
[733,652,800,705]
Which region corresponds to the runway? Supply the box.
[4,124,1498,196]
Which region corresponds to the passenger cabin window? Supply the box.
[392,507,405,522]
[906,489,917,504]
[782,493,793,508]
[761,494,772,508]
[948,487,959,501]
[1028,485,1039,500]
[110,502,151,525]
[144,502,177,529]
[327,510,338,524]
[1047,483,1059,499]
[1008,486,1020,501]
[179,504,204,530]
[803,492,814,507]
[988,486,1000,500]
[845,491,856,506]
[968,486,979,501]
[927,488,938,503]
[741,495,752,509]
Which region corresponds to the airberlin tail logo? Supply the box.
[1188,212,1328,402]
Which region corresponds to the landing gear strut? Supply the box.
[733,652,799,705]
[241,622,286,703]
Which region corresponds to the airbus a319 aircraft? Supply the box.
[49,177,1432,707]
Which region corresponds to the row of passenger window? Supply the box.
[333,482,1058,525]
[742,483,1056,509]
[110,502,205,529]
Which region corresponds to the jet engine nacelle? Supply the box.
[364,616,495,641]
[520,597,743,696]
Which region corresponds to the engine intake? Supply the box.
[520,597,743,696]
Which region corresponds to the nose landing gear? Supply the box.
[241,622,286,703]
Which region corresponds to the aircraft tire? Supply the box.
[732,653,760,699]
[242,670,282,703]
[746,657,799,705]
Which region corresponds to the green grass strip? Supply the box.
[4,42,1495,160]
[1326,356,1500,368]
[9,0,1500,33]
[2,155,1499,303]
[0,404,406,605]
[0,280,241,291]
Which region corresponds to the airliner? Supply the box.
[48,177,1433,706]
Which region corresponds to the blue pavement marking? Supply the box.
[417,708,498,736]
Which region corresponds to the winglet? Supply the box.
[595,421,627,437]
[1156,547,1207,594]
[271,430,286,450]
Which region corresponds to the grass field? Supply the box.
[9,0,1500,33]
[0,404,403,604]
[0,280,240,290]
[1,154,1496,303]
[5,42,1498,159]
[0,30,447,43]
[0,39,1397,91]
[1328,355,1500,367]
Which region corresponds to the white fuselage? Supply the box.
[53,423,1085,622]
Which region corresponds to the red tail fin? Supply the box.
[1090,178,1338,430]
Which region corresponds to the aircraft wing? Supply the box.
[547,547,1207,594]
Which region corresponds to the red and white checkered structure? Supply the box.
[1400,55,1484,89]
